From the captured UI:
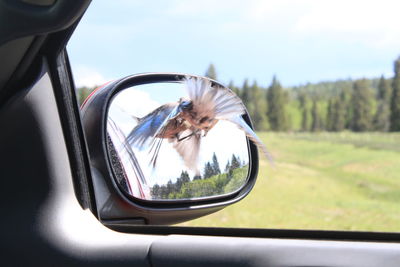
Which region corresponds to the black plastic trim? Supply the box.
[0,0,91,45]
[46,50,96,211]
[109,225,400,243]
[41,16,97,211]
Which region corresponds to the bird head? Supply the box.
[178,98,193,111]
[180,103,217,133]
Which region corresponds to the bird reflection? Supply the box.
[127,77,269,174]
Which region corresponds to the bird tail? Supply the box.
[226,115,274,164]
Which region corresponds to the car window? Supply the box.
[68,0,400,232]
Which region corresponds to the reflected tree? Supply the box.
[205,63,217,80]
[150,153,248,200]
[211,152,221,175]
[203,162,214,179]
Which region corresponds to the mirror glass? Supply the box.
[107,80,250,201]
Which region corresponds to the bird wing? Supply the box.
[126,103,178,148]
[171,129,202,176]
[184,76,246,120]
[225,115,273,163]
[183,76,272,162]
[213,89,245,119]
[127,102,185,169]
[146,103,186,168]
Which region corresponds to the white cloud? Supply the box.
[69,1,400,87]
[72,65,109,88]
[165,0,400,48]
[111,88,160,119]
[292,0,400,48]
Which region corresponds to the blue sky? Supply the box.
[67,0,400,88]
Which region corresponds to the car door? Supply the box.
[1,1,400,266]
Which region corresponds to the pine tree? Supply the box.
[211,153,221,175]
[266,76,287,131]
[166,180,174,196]
[151,184,160,199]
[377,75,392,103]
[180,171,190,183]
[299,92,309,131]
[390,57,400,131]
[326,99,334,131]
[301,108,309,131]
[351,79,373,131]
[241,79,251,107]
[374,76,392,131]
[245,81,256,124]
[205,63,217,80]
[311,99,322,132]
[203,162,214,179]
[339,84,353,130]
[331,92,347,131]
[230,154,241,170]
[374,102,391,131]
[337,90,348,131]
[249,82,269,130]
[224,160,231,173]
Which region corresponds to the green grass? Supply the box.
[179,132,400,232]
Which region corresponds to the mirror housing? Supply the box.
[81,73,259,226]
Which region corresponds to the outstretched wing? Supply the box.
[170,129,202,176]
[183,76,271,162]
[225,115,273,163]
[127,102,184,169]
[184,76,246,120]
[126,103,178,148]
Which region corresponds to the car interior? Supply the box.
[1,0,400,266]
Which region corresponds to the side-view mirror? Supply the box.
[81,73,262,227]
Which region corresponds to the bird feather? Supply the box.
[127,103,177,148]
[127,76,271,173]
[170,129,202,175]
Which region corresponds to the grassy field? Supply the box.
[179,132,400,232]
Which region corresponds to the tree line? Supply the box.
[205,57,400,132]
[151,153,247,200]
[77,56,400,132]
